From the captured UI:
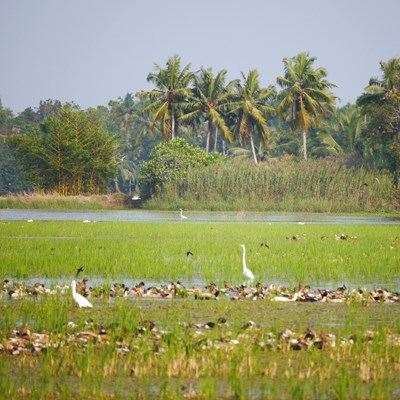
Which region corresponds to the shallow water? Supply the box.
[4,275,399,295]
[1,209,400,224]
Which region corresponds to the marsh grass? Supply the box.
[1,221,399,399]
[146,159,399,212]
[0,298,399,399]
[0,193,128,210]
[0,221,399,288]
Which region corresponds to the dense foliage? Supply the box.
[7,107,117,194]
[0,139,30,195]
[140,137,224,198]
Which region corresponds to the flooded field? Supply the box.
[1,217,399,398]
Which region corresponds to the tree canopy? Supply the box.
[8,107,118,194]
[140,137,224,198]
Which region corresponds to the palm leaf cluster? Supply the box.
[139,53,337,163]
[276,52,337,160]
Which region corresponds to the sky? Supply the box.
[1,0,399,114]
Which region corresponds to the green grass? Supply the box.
[1,221,399,399]
[0,297,399,399]
[0,193,128,210]
[0,221,399,287]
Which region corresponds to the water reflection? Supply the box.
[1,209,399,224]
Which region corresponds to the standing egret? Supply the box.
[71,280,93,308]
[180,209,188,220]
[240,244,255,282]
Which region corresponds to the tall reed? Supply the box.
[147,159,398,212]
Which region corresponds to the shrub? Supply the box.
[140,137,224,198]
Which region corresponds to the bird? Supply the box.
[240,244,255,282]
[180,209,187,219]
[71,280,93,308]
[76,265,84,278]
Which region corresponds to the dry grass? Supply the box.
[0,192,129,210]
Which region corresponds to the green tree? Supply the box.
[276,52,337,160]
[0,138,30,194]
[357,57,400,174]
[141,55,193,141]
[0,98,13,138]
[108,94,158,193]
[309,105,363,158]
[140,137,224,198]
[181,67,237,153]
[357,58,400,106]
[229,70,275,165]
[36,99,63,121]
[8,107,118,194]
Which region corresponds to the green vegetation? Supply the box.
[0,221,399,399]
[276,52,337,161]
[1,296,399,399]
[141,54,194,140]
[1,221,399,287]
[0,193,127,210]
[147,159,398,212]
[7,107,118,195]
[140,137,224,199]
[1,55,399,205]
[229,70,275,165]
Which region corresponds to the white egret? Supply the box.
[180,209,188,219]
[71,280,93,308]
[240,244,255,282]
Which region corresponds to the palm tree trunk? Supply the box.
[214,126,218,152]
[250,134,258,165]
[206,121,212,153]
[302,128,308,161]
[171,112,175,139]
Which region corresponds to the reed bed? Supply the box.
[147,159,399,212]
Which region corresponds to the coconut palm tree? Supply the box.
[333,106,363,153]
[276,52,337,160]
[180,67,237,152]
[141,55,193,141]
[229,69,275,165]
[109,93,137,134]
[357,57,400,107]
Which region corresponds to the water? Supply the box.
[1,209,400,224]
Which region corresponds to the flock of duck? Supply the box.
[0,317,400,356]
[3,275,399,306]
[2,315,400,357]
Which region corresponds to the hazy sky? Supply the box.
[1,0,399,114]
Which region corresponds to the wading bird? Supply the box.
[240,244,255,282]
[71,280,93,308]
[180,209,187,220]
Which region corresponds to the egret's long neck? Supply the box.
[242,248,246,271]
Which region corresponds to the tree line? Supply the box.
[0,52,399,195]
